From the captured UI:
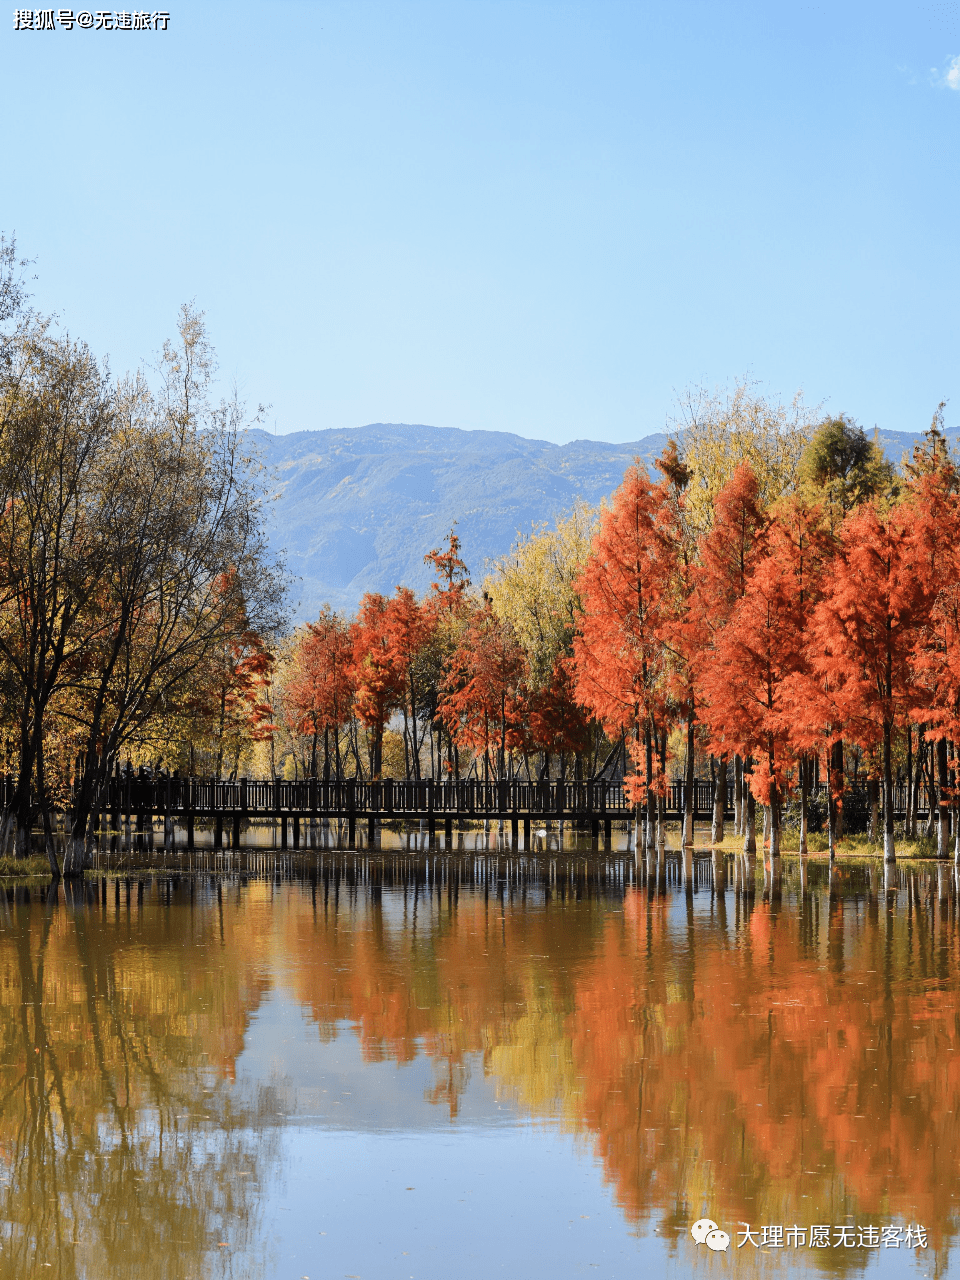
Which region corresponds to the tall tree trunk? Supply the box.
[831,739,845,840]
[711,755,727,846]
[683,707,695,847]
[937,736,950,859]
[883,719,896,864]
[742,757,756,854]
[799,754,808,856]
[868,777,879,842]
[36,738,60,878]
[644,724,655,850]
[733,754,743,836]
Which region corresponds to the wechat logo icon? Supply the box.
[691,1218,730,1252]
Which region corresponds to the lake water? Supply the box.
[0,847,953,1279]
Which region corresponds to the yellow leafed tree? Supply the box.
[484,502,596,689]
[674,378,821,536]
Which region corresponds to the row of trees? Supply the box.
[266,393,960,867]
[273,519,608,790]
[0,239,284,873]
[575,419,960,865]
[3,233,956,869]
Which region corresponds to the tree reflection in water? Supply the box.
[0,877,278,1280]
[278,853,960,1276]
[0,856,958,1278]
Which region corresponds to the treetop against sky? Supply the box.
[2,0,958,444]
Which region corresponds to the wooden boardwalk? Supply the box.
[101,776,649,847]
[16,773,921,849]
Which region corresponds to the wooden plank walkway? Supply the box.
[1,773,920,849]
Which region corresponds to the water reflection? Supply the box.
[0,854,958,1277]
[0,878,278,1279]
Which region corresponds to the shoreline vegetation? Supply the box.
[0,826,951,879]
[3,237,960,878]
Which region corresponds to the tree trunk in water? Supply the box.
[827,788,837,860]
[937,737,949,860]
[769,787,781,858]
[733,755,743,836]
[40,806,59,877]
[868,778,879,842]
[644,726,655,850]
[883,720,896,864]
[913,747,924,839]
[62,833,88,877]
[683,710,695,847]
[711,755,727,846]
[762,805,772,852]
[831,739,845,839]
[798,755,808,856]
[742,759,756,854]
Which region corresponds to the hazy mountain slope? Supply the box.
[253,422,960,623]
[250,424,669,620]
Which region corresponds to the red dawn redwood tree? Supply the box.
[385,586,437,780]
[527,655,592,775]
[286,607,356,780]
[438,601,526,781]
[573,463,665,845]
[806,498,937,864]
[903,470,960,858]
[648,445,702,846]
[701,498,828,856]
[424,528,471,616]
[351,593,405,779]
[688,463,765,847]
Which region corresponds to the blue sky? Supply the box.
[3,0,959,443]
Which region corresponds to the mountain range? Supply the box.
[250,422,960,623]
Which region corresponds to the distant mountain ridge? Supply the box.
[252,422,960,623]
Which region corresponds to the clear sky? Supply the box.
[3,0,959,443]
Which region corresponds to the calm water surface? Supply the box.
[0,847,955,1279]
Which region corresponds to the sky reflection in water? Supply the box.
[0,851,952,1278]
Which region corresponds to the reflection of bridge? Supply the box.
[49,773,922,849]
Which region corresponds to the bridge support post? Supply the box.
[511,816,518,846]
[348,812,356,845]
[293,815,300,848]
[281,815,288,849]
[214,815,223,849]
[367,815,376,843]
[232,813,241,848]
[603,817,612,848]
[444,815,453,846]
[187,813,195,850]
[523,816,530,848]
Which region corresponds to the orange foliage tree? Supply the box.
[700,499,829,855]
[804,492,941,862]
[285,606,356,780]
[351,593,405,779]
[573,463,666,840]
[438,602,526,781]
[384,586,437,780]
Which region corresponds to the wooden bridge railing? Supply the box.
[0,773,923,824]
